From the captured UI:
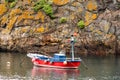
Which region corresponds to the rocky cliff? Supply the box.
[0,0,120,55]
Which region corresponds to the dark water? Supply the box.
[0,52,120,80]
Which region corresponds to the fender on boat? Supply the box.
[63,61,67,65]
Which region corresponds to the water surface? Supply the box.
[0,52,120,80]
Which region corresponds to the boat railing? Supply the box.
[51,57,81,61]
[66,58,81,61]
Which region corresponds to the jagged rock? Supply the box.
[99,20,110,34]
[0,0,120,55]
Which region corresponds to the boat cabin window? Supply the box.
[53,54,66,62]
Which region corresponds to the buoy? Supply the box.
[50,61,53,64]
[7,62,11,66]
[88,78,95,80]
[73,32,78,36]
[32,58,35,62]
[63,61,67,65]
[44,60,47,63]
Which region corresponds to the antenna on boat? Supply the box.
[68,0,75,61]
[70,35,75,61]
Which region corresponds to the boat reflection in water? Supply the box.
[31,66,80,80]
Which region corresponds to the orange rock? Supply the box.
[7,16,18,31]
[53,0,69,6]
[35,26,45,33]
[85,11,92,26]
[86,0,97,11]
[23,20,30,25]
[85,11,97,26]
[91,13,97,20]
[23,0,31,4]
[10,9,21,18]
[72,2,80,7]
[17,10,34,24]
[1,16,7,25]
[85,21,90,26]
[35,12,45,22]
[0,4,7,16]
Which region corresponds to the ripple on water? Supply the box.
[78,76,120,80]
[102,76,120,80]
[0,76,34,80]
[78,77,96,80]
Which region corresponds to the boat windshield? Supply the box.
[59,50,66,55]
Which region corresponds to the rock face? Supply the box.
[0,0,120,55]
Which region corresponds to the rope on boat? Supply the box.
[79,57,88,70]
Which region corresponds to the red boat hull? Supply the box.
[32,59,80,69]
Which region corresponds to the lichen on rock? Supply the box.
[0,4,7,16]
[0,0,120,55]
[53,0,69,6]
[86,0,97,11]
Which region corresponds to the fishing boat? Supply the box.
[27,35,82,69]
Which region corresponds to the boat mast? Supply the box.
[71,35,75,61]
[68,0,75,61]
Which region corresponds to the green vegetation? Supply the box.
[33,0,53,17]
[47,0,53,5]
[60,17,67,23]
[33,0,46,11]
[118,3,120,8]
[5,0,16,8]
[77,20,85,29]
[43,4,53,16]
[5,0,15,2]
[10,2,16,8]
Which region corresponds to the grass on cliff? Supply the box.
[33,0,53,17]
[60,17,67,23]
[5,0,15,2]
[5,0,16,8]
[77,20,85,29]
[10,1,16,8]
